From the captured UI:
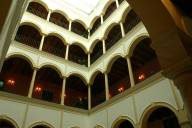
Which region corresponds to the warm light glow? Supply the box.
[7,79,15,86]
[79,97,82,101]
[118,87,124,93]
[35,86,42,92]
[138,73,145,80]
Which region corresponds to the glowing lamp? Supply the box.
[138,73,145,80]
[35,86,42,92]
[7,79,15,86]
[118,87,124,92]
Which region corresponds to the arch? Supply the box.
[89,70,103,85]
[103,1,117,21]
[0,115,19,128]
[70,42,87,54]
[46,32,67,45]
[15,24,42,49]
[139,102,180,128]
[94,124,104,128]
[6,53,34,68]
[90,16,101,35]
[68,44,88,66]
[28,121,54,128]
[89,39,101,53]
[50,10,70,21]
[105,54,124,73]
[89,16,101,30]
[127,34,149,57]
[103,22,119,39]
[111,116,135,128]
[29,0,49,11]
[0,56,34,96]
[49,11,69,29]
[27,1,49,19]
[19,22,43,35]
[38,64,63,78]
[65,74,88,109]
[121,7,132,23]
[71,20,88,38]
[67,73,87,85]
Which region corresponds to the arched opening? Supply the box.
[49,12,69,29]
[69,45,87,66]
[32,125,50,128]
[113,119,134,128]
[130,38,161,84]
[90,17,101,35]
[42,35,66,58]
[143,107,180,128]
[65,75,88,110]
[15,25,42,49]
[91,72,105,108]
[118,0,125,5]
[123,10,141,34]
[27,2,48,19]
[108,57,131,98]
[0,57,33,96]
[91,41,103,64]
[0,119,16,128]
[103,2,117,21]
[71,21,88,38]
[105,24,122,50]
[32,67,62,104]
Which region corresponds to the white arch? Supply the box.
[0,115,19,128]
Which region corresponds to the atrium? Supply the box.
[0,0,192,128]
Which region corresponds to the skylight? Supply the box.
[62,0,100,14]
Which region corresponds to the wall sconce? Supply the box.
[118,87,124,93]
[7,79,15,86]
[138,73,145,80]
[35,86,42,92]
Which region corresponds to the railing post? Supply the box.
[28,68,37,98]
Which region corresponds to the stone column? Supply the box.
[88,29,90,39]
[28,68,37,98]
[88,53,91,67]
[120,22,125,37]
[47,9,52,21]
[102,40,106,54]
[101,15,104,24]
[39,34,45,51]
[88,85,91,110]
[69,20,72,31]
[115,0,119,7]
[65,45,69,60]
[61,77,66,105]
[127,57,135,87]
[104,73,109,100]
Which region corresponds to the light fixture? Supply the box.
[118,87,124,93]
[7,79,15,86]
[138,73,145,80]
[35,86,42,92]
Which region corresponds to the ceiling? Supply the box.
[60,0,100,14]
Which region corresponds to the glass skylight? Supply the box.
[62,0,100,14]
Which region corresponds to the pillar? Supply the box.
[61,77,66,105]
[101,15,104,24]
[88,85,91,110]
[104,73,109,100]
[120,22,125,37]
[65,45,69,60]
[115,0,119,7]
[102,40,106,54]
[28,68,37,98]
[88,29,90,39]
[69,20,72,31]
[39,34,45,51]
[88,53,91,67]
[127,57,135,87]
[47,9,52,21]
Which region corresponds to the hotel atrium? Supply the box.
[0,0,192,128]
